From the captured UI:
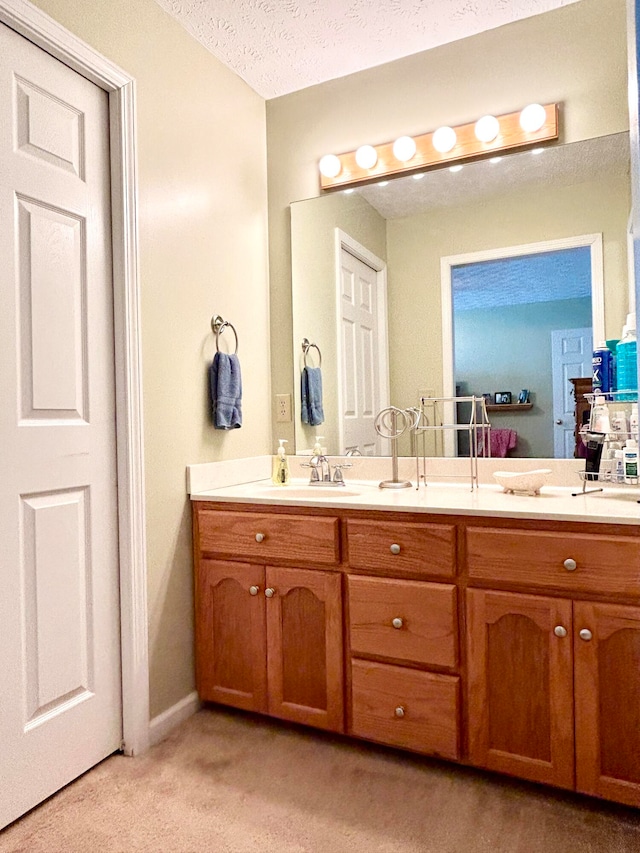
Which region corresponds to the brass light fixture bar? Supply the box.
[319,103,559,191]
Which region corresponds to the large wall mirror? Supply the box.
[291,131,630,459]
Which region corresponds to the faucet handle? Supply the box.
[332,463,352,483]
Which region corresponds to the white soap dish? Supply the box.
[493,469,552,496]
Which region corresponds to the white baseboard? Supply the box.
[148,691,201,746]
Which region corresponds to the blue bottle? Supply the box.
[616,315,638,402]
[592,343,614,393]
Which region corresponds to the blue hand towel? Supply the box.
[210,352,242,429]
[301,366,324,426]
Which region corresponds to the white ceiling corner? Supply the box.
[154,0,582,99]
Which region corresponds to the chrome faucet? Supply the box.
[302,455,352,486]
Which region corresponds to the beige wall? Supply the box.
[291,193,386,454]
[267,0,629,450]
[31,0,270,717]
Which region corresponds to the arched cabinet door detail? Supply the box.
[466,588,574,789]
[266,566,344,731]
[195,560,267,712]
[574,601,640,807]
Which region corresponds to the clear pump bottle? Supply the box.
[272,439,290,485]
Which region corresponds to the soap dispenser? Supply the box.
[272,439,290,486]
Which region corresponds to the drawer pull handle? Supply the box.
[392,617,404,629]
[394,706,405,718]
[563,558,577,571]
[249,585,260,596]
[390,543,401,555]
[265,587,276,598]
[579,628,593,641]
[553,625,567,638]
[255,533,265,543]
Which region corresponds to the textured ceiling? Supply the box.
[154,0,580,99]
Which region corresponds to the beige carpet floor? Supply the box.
[2,707,640,853]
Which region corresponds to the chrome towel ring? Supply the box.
[211,315,238,354]
[302,338,322,368]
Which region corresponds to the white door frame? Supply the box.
[334,228,390,454]
[0,0,149,755]
[440,233,605,457]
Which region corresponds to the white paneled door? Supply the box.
[339,247,385,455]
[551,327,593,458]
[0,23,122,828]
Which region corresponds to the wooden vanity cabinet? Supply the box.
[466,524,640,808]
[345,518,461,760]
[193,504,344,733]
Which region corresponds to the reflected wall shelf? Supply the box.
[486,403,533,413]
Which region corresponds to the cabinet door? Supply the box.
[195,560,267,712]
[467,589,574,789]
[265,566,344,732]
[574,601,640,807]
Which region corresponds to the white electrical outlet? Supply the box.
[276,393,292,422]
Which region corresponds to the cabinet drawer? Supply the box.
[350,660,460,759]
[347,519,455,578]
[348,575,457,668]
[467,527,640,597]
[197,509,340,565]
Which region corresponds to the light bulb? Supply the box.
[449,165,464,173]
[474,115,499,143]
[343,188,354,194]
[355,145,378,169]
[489,157,502,164]
[393,135,417,162]
[378,181,389,187]
[319,154,341,178]
[432,126,457,153]
[520,103,546,133]
[412,173,425,180]
[531,147,545,155]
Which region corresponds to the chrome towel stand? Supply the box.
[302,338,322,367]
[211,315,238,354]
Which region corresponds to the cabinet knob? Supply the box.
[264,587,275,598]
[390,543,401,555]
[249,585,260,596]
[555,419,563,425]
[563,558,577,571]
[394,706,405,718]
[579,628,593,641]
[553,625,567,638]
[255,533,265,543]
[392,617,404,629]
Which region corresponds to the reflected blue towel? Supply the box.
[301,366,324,426]
[210,352,242,429]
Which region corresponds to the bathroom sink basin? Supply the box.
[258,487,362,499]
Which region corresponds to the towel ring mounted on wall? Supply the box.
[212,314,238,354]
[302,338,322,368]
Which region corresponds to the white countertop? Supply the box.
[189,466,640,526]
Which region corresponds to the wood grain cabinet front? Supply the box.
[467,588,640,807]
[350,660,460,759]
[347,519,456,579]
[348,575,457,668]
[195,558,344,733]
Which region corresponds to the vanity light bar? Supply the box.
[319,103,559,191]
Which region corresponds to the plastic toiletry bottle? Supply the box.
[610,410,628,442]
[624,439,639,484]
[616,314,638,401]
[614,449,625,483]
[272,439,290,485]
[591,396,610,434]
[313,436,326,455]
[592,342,614,393]
[630,403,639,438]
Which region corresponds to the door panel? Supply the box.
[467,589,574,789]
[266,566,344,732]
[574,601,640,807]
[0,22,120,829]
[195,560,267,712]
